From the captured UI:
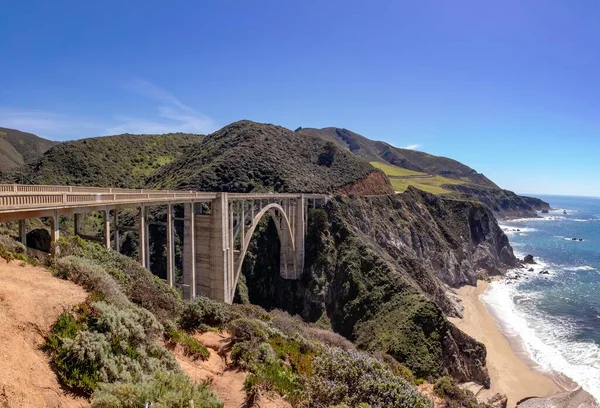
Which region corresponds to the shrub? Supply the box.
[0,234,29,262]
[55,236,182,322]
[54,256,130,307]
[244,362,301,405]
[45,301,177,395]
[179,296,231,331]
[227,318,269,343]
[434,376,487,408]
[91,369,223,408]
[164,324,210,361]
[304,348,432,408]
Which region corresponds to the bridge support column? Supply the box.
[209,193,231,303]
[113,210,120,253]
[51,210,59,245]
[74,213,81,237]
[294,195,305,279]
[183,202,196,299]
[166,204,174,288]
[19,220,27,245]
[138,206,148,269]
[103,209,111,249]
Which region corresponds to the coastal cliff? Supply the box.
[238,187,517,386]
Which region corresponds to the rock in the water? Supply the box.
[528,268,535,272]
[523,254,536,264]
[26,228,51,252]
[539,270,550,275]
[541,209,549,214]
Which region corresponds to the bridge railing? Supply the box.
[0,184,194,195]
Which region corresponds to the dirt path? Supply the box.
[174,331,291,408]
[0,258,88,408]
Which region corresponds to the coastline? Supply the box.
[449,280,563,407]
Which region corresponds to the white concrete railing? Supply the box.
[0,184,193,195]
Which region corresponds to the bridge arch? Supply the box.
[231,202,296,301]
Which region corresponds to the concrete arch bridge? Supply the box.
[0,184,328,303]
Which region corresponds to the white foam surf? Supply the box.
[482,280,600,401]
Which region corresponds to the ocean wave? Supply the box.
[500,225,537,236]
[563,266,596,272]
[482,282,600,400]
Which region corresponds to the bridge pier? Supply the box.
[182,202,196,299]
[166,203,174,287]
[74,213,81,237]
[18,220,27,245]
[138,206,148,269]
[103,209,111,249]
[50,210,59,244]
[113,210,120,252]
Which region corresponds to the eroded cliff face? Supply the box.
[335,169,394,196]
[238,188,516,386]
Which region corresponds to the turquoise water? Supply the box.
[484,195,600,400]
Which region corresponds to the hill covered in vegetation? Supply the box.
[297,127,498,188]
[149,120,392,195]
[0,127,58,171]
[25,133,202,188]
[298,127,549,217]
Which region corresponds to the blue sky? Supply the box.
[1,1,599,196]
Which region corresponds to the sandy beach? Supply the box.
[449,280,563,407]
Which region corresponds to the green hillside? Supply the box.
[149,120,392,194]
[297,127,498,188]
[28,133,202,188]
[0,127,58,171]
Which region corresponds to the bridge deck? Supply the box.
[0,184,325,222]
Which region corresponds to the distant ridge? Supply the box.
[297,127,499,188]
[0,127,58,171]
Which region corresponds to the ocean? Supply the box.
[486,195,600,401]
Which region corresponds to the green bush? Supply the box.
[179,296,231,331]
[91,370,222,408]
[227,318,269,343]
[304,348,432,408]
[164,324,210,361]
[55,236,182,322]
[54,256,130,307]
[433,376,489,408]
[0,234,29,262]
[45,301,177,395]
[244,362,301,405]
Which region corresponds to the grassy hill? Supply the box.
[297,127,498,188]
[0,127,58,171]
[149,120,392,194]
[27,133,202,188]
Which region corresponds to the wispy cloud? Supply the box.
[106,78,217,135]
[0,79,218,139]
[402,144,421,150]
[0,109,100,140]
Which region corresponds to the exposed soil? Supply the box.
[173,331,291,408]
[0,258,88,408]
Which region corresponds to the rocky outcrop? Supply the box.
[444,184,540,219]
[520,196,551,212]
[523,254,536,264]
[335,169,394,196]
[26,228,51,252]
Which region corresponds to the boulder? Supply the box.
[523,254,536,264]
[487,393,508,408]
[26,228,51,252]
[539,270,550,275]
[528,268,534,272]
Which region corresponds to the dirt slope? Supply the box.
[0,258,88,408]
[173,331,291,408]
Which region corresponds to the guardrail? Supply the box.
[0,184,192,195]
